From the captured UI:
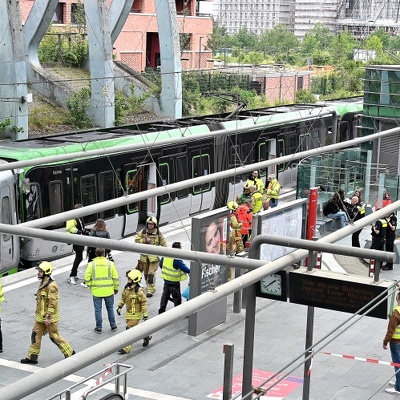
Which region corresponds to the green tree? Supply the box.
[246,51,264,66]
[368,28,390,48]
[295,89,317,103]
[207,22,231,55]
[230,28,259,52]
[331,31,357,64]
[259,24,298,61]
[301,23,333,57]
[364,36,383,52]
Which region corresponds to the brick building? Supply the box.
[20,0,213,72]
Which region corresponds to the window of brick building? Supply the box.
[131,0,143,13]
[52,3,65,24]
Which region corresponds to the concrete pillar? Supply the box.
[23,0,59,70]
[155,0,183,119]
[109,0,134,44]
[85,0,115,128]
[0,0,28,139]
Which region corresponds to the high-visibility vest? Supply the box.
[266,179,281,200]
[252,192,264,213]
[161,257,187,282]
[87,257,119,297]
[393,306,400,339]
[372,218,387,239]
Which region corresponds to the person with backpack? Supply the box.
[87,219,112,262]
[322,193,348,228]
[135,217,167,297]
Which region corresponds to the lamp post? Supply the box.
[198,36,205,69]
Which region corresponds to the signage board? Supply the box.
[289,268,394,319]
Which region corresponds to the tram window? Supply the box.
[25,183,41,221]
[125,169,138,213]
[49,181,63,215]
[299,133,311,152]
[176,155,188,199]
[81,175,97,223]
[99,171,115,220]
[192,154,211,194]
[1,196,11,241]
[159,163,171,204]
[277,139,285,173]
[230,145,241,184]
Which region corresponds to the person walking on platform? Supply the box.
[66,204,88,285]
[246,170,264,193]
[116,269,151,353]
[135,217,167,297]
[236,183,251,205]
[383,290,400,394]
[249,185,263,214]
[0,281,4,353]
[84,248,119,333]
[265,174,281,208]
[322,193,348,228]
[227,201,244,255]
[21,262,75,364]
[347,195,365,247]
[158,242,190,314]
[237,199,253,246]
[382,212,397,271]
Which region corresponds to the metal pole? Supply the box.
[303,240,317,400]
[233,267,243,313]
[365,150,372,205]
[223,343,234,400]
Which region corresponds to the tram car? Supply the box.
[0,100,362,274]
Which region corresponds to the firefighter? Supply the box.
[236,183,252,205]
[227,201,244,255]
[135,217,167,297]
[21,262,75,364]
[116,269,151,354]
[236,199,253,246]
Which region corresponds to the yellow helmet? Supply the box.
[127,269,142,283]
[243,183,250,191]
[146,216,157,226]
[37,261,53,275]
[227,201,239,211]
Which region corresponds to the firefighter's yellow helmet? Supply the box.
[37,261,53,275]
[127,269,142,283]
[146,216,157,226]
[227,201,239,211]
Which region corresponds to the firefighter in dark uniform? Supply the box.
[382,212,397,270]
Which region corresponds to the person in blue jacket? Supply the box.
[158,242,190,314]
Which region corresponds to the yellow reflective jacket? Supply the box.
[161,257,188,282]
[251,191,264,214]
[85,256,119,297]
[266,178,281,200]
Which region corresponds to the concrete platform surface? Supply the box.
[0,216,399,400]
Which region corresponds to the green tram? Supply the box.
[0,100,362,275]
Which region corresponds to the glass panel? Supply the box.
[126,170,138,213]
[193,154,211,194]
[81,175,97,223]
[49,181,63,215]
[159,163,171,204]
[176,156,188,198]
[1,196,11,241]
[99,171,115,219]
[25,183,41,221]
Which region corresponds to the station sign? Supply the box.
[288,268,394,319]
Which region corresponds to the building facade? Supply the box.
[20,0,213,72]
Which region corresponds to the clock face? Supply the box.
[261,274,282,295]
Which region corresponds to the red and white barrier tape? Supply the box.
[322,351,400,368]
[369,259,375,278]
[82,363,113,397]
[307,352,314,376]
[316,252,322,269]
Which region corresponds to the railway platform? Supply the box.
[0,206,399,400]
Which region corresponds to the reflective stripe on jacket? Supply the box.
[117,285,148,320]
[85,257,119,297]
[393,306,400,339]
[161,257,188,282]
[35,277,60,323]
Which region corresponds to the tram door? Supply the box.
[123,162,158,236]
[0,182,17,272]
